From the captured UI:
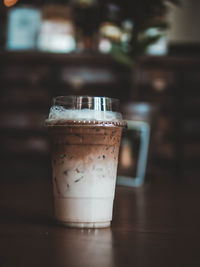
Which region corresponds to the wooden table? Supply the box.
[0,177,200,267]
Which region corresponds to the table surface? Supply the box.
[0,177,200,267]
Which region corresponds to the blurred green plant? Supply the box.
[99,0,180,66]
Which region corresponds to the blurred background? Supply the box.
[0,0,200,184]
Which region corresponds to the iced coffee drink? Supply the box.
[46,96,125,228]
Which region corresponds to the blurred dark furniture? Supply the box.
[133,56,200,180]
[0,51,200,181]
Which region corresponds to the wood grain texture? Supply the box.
[0,177,200,267]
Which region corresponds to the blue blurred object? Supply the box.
[117,120,150,187]
[117,102,156,187]
[7,6,41,50]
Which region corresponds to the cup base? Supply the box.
[57,220,111,229]
[54,197,113,228]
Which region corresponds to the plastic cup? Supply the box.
[46,96,125,228]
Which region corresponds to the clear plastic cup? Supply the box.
[46,96,125,228]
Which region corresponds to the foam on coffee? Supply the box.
[47,106,122,123]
